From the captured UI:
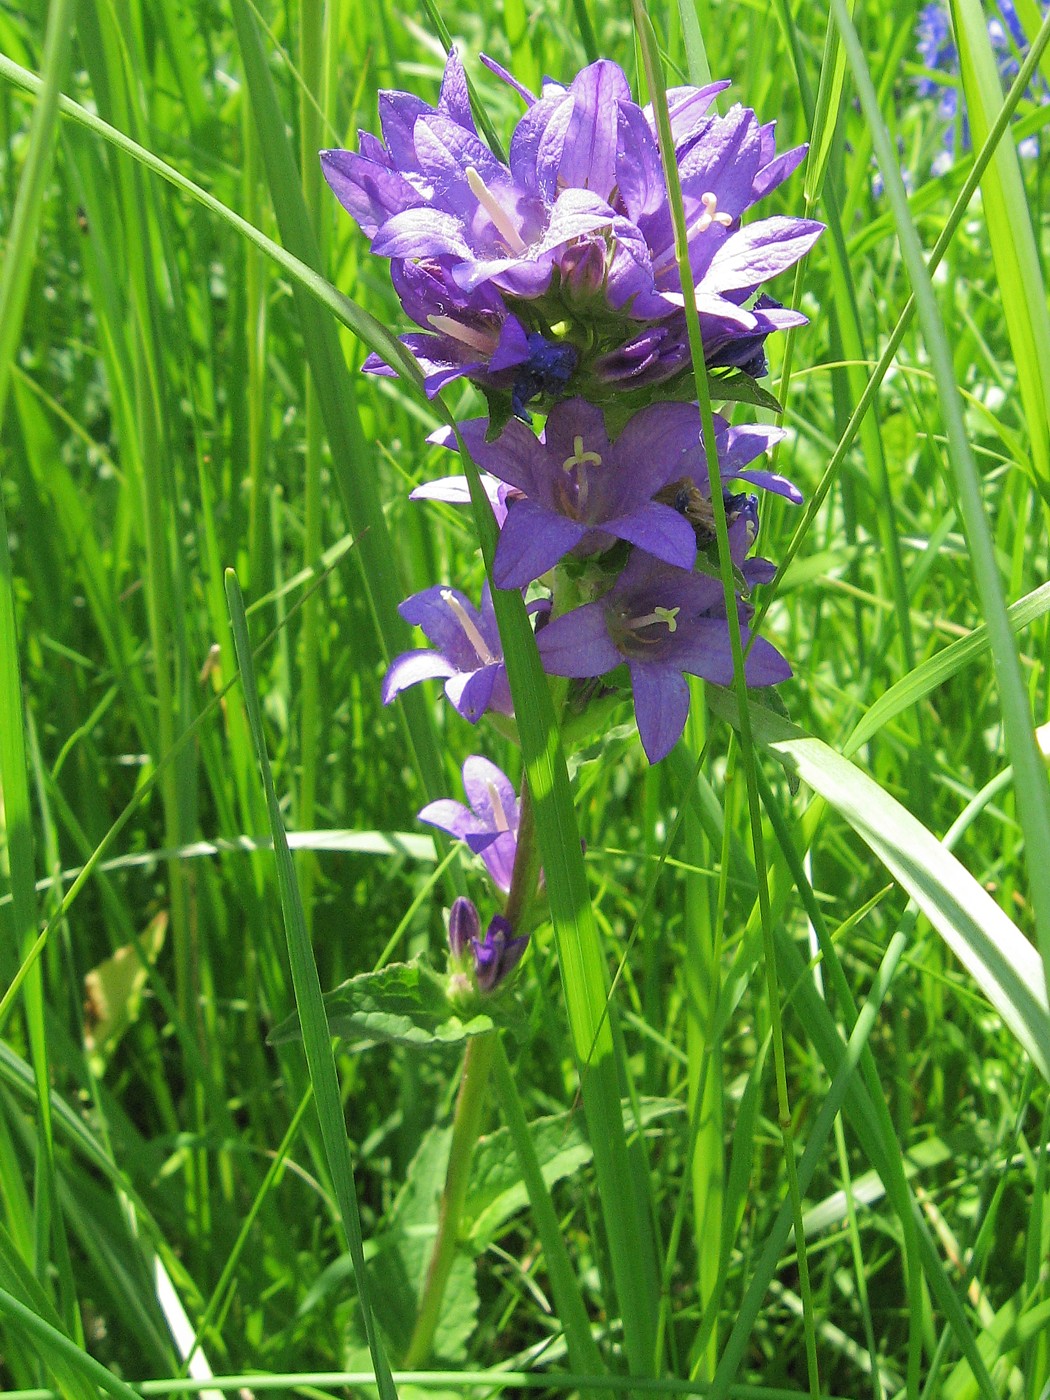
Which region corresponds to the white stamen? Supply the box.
[629,604,680,635]
[466,167,527,255]
[695,190,733,234]
[440,588,498,664]
[485,779,512,833]
[427,315,498,353]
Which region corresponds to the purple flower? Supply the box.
[323,50,822,402]
[419,756,520,893]
[447,895,481,957]
[537,550,790,763]
[383,580,514,723]
[446,896,528,992]
[471,913,529,991]
[433,398,702,587]
[913,0,1048,174]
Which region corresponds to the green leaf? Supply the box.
[270,963,497,1050]
[225,570,398,1400]
[708,368,785,413]
[342,1124,479,1369]
[845,579,1050,756]
[82,911,167,1076]
[464,1098,681,1249]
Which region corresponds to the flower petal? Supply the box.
[494,501,588,588]
[730,468,802,503]
[537,603,621,677]
[602,501,698,570]
[480,53,537,106]
[752,141,808,201]
[446,665,498,723]
[715,422,787,474]
[372,206,473,261]
[320,149,420,238]
[417,798,474,840]
[382,648,456,704]
[510,91,574,200]
[479,831,517,894]
[559,60,632,199]
[702,216,825,294]
[629,662,691,763]
[438,49,477,132]
[462,755,519,832]
[609,401,701,490]
[452,417,544,495]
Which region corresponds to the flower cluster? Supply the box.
[325,50,819,992]
[323,50,821,419]
[915,0,1048,174]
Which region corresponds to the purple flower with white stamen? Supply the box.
[383,580,515,723]
[537,550,791,763]
[419,756,520,893]
[433,398,702,588]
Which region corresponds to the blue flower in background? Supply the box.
[913,0,1048,173]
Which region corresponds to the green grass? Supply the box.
[0,0,1049,1396]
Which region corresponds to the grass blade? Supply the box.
[712,690,1050,1080]
[831,0,1050,1014]
[224,568,398,1400]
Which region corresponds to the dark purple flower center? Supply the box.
[511,334,578,419]
[607,595,682,657]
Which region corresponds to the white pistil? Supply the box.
[440,588,498,664]
[561,434,603,513]
[427,315,498,353]
[629,604,680,635]
[466,167,527,255]
[485,779,512,833]
[695,190,733,233]
[561,434,603,473]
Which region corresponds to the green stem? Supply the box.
[402,1029,497,1369]
[405,751,546,1368]
[503,772,539,931]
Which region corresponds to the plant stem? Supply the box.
[503,772,539,931]
[402,1029,497,1368]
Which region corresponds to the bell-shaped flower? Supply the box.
[536,550,790,763]
[419,756,520,893]
[433,398,702,588]
[382,580,514,723]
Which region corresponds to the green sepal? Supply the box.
[708,368,785,413]
[480,385,515,440]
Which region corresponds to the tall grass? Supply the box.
[0,0,1048,1396]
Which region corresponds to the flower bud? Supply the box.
[447,896,480,958]
[472,914,529,993]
